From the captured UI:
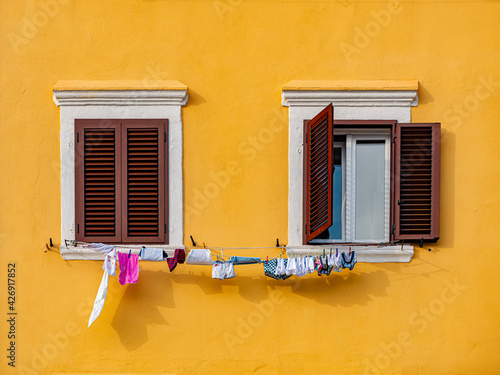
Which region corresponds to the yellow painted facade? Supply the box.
[1,0,500,374]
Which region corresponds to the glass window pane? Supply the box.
[355,141,385,241]
[317,147,343,240]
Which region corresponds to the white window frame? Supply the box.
[53,81,188,260]
[282,80,419,262]
[311,131,391,244]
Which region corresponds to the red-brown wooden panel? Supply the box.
[394,123,440,242]
[304,104,334,243]
[75,120,122,242]
[121,120,168,243]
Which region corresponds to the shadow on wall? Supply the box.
[111,267,391,350]
[111,270,175,350]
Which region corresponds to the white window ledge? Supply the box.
[53,80,188,260]
[61,245,185,261]
[286,244,414,263]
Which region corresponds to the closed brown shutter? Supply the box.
[122,120,167,243]
[75,119,168,244]
[304,104,334,243]
[75,120,122,242]
[394,123,440,242]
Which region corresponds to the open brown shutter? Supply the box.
[75,120,122,242]
[304,104,334,243]
[122,120,167,243]
[394,123,440,242]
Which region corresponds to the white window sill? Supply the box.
[60,245,185,260]
[285,244,414,263]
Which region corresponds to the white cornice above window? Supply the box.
[53,80,188,107]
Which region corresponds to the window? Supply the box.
[282,80,439,262]
[303,104,440,245]
[53,80,188,259]
[75,119,168,244]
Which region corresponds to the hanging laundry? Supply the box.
[103,247,117,276]
[341,251,357,270]
[275,257,287,276]
[166,248,186,272]
[263,259,291,280]
[140,246,164,261]
[316,256,332,276]
[229,256,262,265]
[118,251,139,285]
[285,257,297,276]
[88,270,109,327]
[212,261,236,280]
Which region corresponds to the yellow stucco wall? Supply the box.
[1,0,499,374]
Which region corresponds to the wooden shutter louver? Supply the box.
[122,121,167,243]
[75,119,167,244]
[304,104,334,243]
[75,121,121,242]
[394,123,440,242]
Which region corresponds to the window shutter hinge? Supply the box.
[77,132,79,142]
[164,224,167,233]
[391,132,397,144]
[305,224,307,234]
[77,224,79,233]
[391,224,395,235]
[164,132,167,142]
[398,200,401,205]
[305,133,308,143]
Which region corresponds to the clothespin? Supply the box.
[349,247,351,256]
[203,242,206,248]
[330,248,332,255]
[336,248,338,256]
[44,243,50,253]
[323,248,325,257]
[266,256,268,264]
[128,249,131,258]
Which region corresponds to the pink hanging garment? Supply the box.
[118,251,139,285]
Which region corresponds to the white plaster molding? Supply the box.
[281,90,418,108]
[53,81,188,260]
[283,81,419,263]
[286,245,414,263]
[53,89,188,107]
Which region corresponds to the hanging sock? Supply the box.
[118,251,139,285]
[285,257,297,276]
[88,270,109,327]
[263,259,291,280]
[166,249,186,272]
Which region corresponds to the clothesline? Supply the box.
[65,239,403,257]
[79,239,361,328]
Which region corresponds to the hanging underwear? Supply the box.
[341,251,357,270]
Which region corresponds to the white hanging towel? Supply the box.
[88,270,109,328]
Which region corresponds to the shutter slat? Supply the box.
[394,123,440,242]
[304,104,334,243]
